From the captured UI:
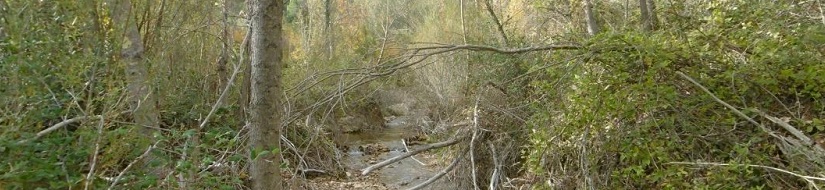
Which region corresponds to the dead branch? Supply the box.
[668,162,825,189]
[281,43,581,131]
[675,71,782,140]
[85,116,105,190]
[408,43,581,55]
[408,146,471,190]
[481,0,509,46]
[756,111,821,150]
[361,136,467,176]
[402,139,427,166]
[470,94,481,190]
[18,115,100,144]
[488,141,500,190]
[108,140,161,190]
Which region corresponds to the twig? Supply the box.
[361,137,467,176]
[668,161,825,189]
[402,139,427,166]
[675,71,782,140]
[488,142,500,190]
[85,116,105,190]
[407,146,471,190]
[470,95,481,190]
[198,52,243,130]
[108,140,161,190]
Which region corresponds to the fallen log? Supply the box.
[361,136,467,176]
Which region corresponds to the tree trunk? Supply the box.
[324,0,334,60]
[583,0,600,36]
[639,0,653,31]
[248,0,284,189]
[111,0,163,173]
[218,0,230,90]
[647,0,659,30]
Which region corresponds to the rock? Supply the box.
[386,103,411,116]
[384,117,409,128]
[404,134,428,145]
[359,143,389,155]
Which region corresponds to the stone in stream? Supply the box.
[358,143,389,155]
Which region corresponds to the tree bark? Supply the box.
[639,0,649,31]
[111,0,163,174]
[648,0,659,30]
[218,0,230,90]
[583,0,600,36]
[324,0,334,60]
[248,0,284,189]
[639,0,659,31]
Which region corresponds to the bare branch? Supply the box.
[488,141,500,190]
[108,140,161,190]
[481,0,508,46]
[675,71,782,140]
[361,136,467,176]
[18,115,100,144]
[668,162,825,189]
[85,116,105,190]
[407,146,471,190]
[756,111,825,152]
[402,139,427,166]
[470,95,481,190]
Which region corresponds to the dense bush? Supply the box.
[526,0,825,189]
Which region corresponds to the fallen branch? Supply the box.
[756,110,823,151]
[407,146,470,190]
[282,42,582,135]
[85,116,105,190]
[668,161,825,189]
[402,139,427,166]
[18,115,102,144]
[409,43,581,55]
[488,141,500,190]
[675,71,782,140]
[470,95,481,190]
[108,140,161,190]
[361,136,467,176]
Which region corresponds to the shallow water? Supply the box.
[337,117,441,189]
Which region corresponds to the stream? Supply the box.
[334,116,444,189]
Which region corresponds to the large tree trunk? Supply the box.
[111,0,163,173]
[248,0,284,189]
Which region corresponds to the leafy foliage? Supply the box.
[526,0,825,189]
